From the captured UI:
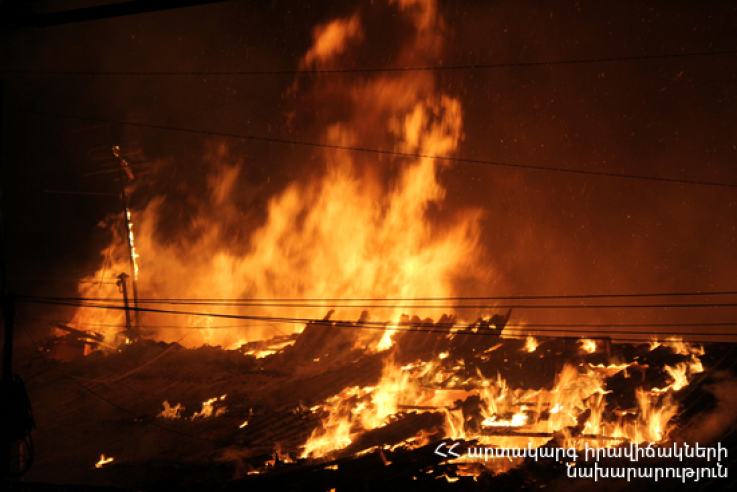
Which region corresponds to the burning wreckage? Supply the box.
[12,309,737,491]
[3,1,736,491]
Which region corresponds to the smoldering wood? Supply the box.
[11,310,735,491]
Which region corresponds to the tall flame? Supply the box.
[70,0,490,350]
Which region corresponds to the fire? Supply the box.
[95,455,114,468]
[650,337,705,356]
[244,348,277,358]
[689,354,704,374]
[157,397,227,420]
[125,209,140,281]
[587,361,642,378]
[627,389,679,443]
[297,329,706,474]
[67,0,490,352]
[301,401,354,458]
[481,410,528,428]
[665,363,690,391]
[192,395,227,419]
[524,336,539,353]
[579,339,597,354]
[361,364,412,429]
[302,360,424,457]
[157,401,183,419]
[666,338,705,356]
[58,0,712,480]
[376,326,397,352]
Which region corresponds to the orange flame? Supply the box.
[157,401,183,419]
[579,339,597,354]
[192,395,227,419]
[95,455,114,468]
[524,336,539,353]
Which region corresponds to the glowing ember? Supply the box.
[245,349,277,358]
[587,361,642,378]
[297,334,705,476]
[579,339,597,354]
[157,401,183,419]
[481,411,529,428]
[192,395,227,419]
[227,339,248,351]
[524,336,539,353]
[240,339,296,357]
[95,455,114,468]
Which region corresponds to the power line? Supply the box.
[3,49,737,76]
[37,289,737,302]
[15,315,227,445]
[23,318,285,329]
[6,107,737,189]
[16,297,737,343]
[22,316,737,330]
[22,295,737,310]
[112,301,737,309]
[50,337,185,385]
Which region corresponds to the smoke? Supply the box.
[677,371,737,445]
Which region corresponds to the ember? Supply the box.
[191,395,227,419]
[95,455,114,469]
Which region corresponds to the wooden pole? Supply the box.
[117,273,134,339]
[113,146,140,329]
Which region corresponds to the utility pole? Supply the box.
[112,145,140,329]
[116,273,135,339]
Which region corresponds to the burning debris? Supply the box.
[7,0,735,490]
[18,324,734,490]
[524,336,539,353]
[191,394,228,419]
[157,401,183,419]
[95,455,114,469]
[580,339,597,354]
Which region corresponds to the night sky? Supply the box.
[1,0,736,340]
